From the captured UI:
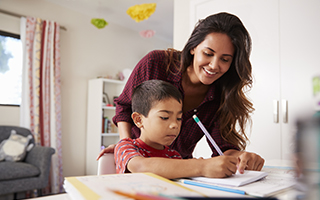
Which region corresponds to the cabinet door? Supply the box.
[190,0,282,160]
[279,0,320,159]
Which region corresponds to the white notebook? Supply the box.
[191,170,268,187]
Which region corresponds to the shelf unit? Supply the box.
[86,78,125,175]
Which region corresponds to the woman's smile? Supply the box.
[203,67,217,76]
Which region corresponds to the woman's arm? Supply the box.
[127,156,238,179]
[117,121,132,139]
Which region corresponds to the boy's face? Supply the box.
[136,98,183,150]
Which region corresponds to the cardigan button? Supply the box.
[194,109,197,113]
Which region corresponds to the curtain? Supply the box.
[20,16,63,194]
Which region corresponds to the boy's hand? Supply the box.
[201,156,238,178]
[96,144,116,160]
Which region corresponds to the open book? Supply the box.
[191,170,268,187]
[64,173,203,200]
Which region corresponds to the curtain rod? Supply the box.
[0,8,67,31]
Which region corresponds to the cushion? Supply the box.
[0,130,34,162]
[0,161,40,181]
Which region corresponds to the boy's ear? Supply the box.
[131,112,143,128]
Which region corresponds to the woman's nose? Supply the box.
[209,57,218,69]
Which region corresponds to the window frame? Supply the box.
[0,30,22,107]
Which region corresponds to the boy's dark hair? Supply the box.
[132,80,183,117]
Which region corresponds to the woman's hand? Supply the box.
[237,151,264,173]
[96,121,132,160]
[96,144,116,160]
[224,149,265,174]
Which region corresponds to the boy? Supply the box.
[114,80,238,179]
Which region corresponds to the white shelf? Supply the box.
[86,78,125,175]
[97,78,125,84]
[101,133,119,136]
[102,106,116,110]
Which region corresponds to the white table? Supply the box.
[30,160,311,200]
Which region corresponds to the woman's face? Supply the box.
[190,32,235,85]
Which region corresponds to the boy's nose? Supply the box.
[169,121,179,129]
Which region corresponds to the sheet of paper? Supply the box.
[186,167,296,197]
[191,170,268,187]
[239,166,296,197]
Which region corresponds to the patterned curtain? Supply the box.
[20,16,63,194]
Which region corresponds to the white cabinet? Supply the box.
[86,78,125,175]
[190,0,320,160]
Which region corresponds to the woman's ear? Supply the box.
[131,112,143,128]
[190,48,195,55]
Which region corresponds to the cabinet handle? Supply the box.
[282,99,288,123]
[273,100,279,123]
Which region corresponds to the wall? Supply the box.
[0,0,171,177]
[173,0,212,158]
[173,0,190,51]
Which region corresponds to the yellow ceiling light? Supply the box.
[126,3,156,22]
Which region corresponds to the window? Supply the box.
[0,30,22,106]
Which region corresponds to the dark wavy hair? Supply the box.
[132,80,183,117]
[166,12,254,150]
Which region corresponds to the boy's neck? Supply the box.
[139,134,165,150]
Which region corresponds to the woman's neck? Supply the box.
[182,67,210,95]
[181,67,210,112]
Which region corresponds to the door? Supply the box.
[190,0,320,160]
[279,0,320,159]
[190,0,282,160]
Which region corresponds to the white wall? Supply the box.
[173,0,190,51]
[0,0,171,177]
[174,0,212,158]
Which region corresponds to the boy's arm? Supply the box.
[127,156,238,179]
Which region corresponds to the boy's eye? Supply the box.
[177,117,182,121]
[160,116,169,120]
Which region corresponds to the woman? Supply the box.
[98,12,264,173]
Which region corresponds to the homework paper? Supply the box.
[191,170,268,187]
[186,167,295,197]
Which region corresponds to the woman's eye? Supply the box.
[221,58,230,63]
[177,117,182,121]
[203,52,213,57]
[160,117,169,120]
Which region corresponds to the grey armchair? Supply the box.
[0,126,55,197]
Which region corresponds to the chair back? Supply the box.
[97,153,116,175]
[0,126,35,145]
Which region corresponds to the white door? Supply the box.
[190,0,320,160]
[190,0,282,160]
[279,0,320,159]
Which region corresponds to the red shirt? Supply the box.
[115,138,182,173]
[113,50,239,158]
